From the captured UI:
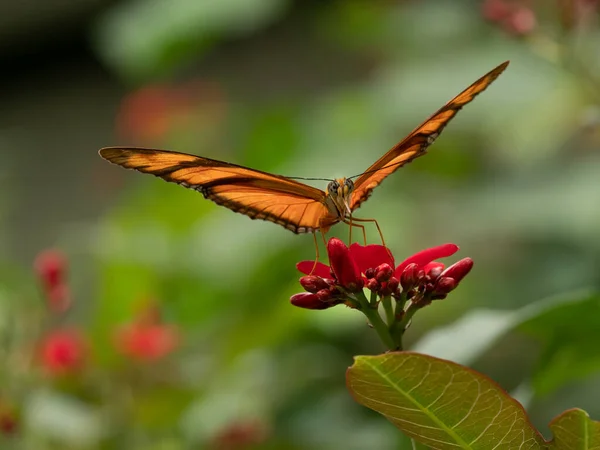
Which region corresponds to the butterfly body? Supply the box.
[100,61,509,239]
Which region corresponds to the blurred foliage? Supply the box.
[1,0,600,448]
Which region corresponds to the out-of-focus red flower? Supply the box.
[116,79,226,144]
[115,304,179,362]
[0,401,18,436]
[34,249,66,288]
[558,0,600,30]
[482,0,537,36]
[210,419,268,450]
[506,6,537,35]
[40,329,86,376]
[34,249,71,313]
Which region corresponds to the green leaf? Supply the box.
[413,291,600,397]
[548,409,600,449]
[517,292,600,395]
[347,352,546,449]
[93,0,291,81]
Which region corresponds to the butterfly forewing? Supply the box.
[99,147,329,233]
[349,61,509,211]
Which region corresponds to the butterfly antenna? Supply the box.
[287,176,333,182]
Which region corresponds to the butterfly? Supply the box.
[100,61,508,247]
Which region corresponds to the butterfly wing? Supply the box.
[99,147,331,234]
[350,61,509,211]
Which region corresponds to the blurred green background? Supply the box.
[1,0,599,448]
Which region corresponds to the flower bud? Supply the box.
[316,289,332,301]
[365,267,376,280]
[387,277,399,294]
[426,264,444,280]
[400,263,419,290]
[440,258,474,285]
[433,277,456,296]
[290,293,331,310]
[366,279,380,292]
[299,275,330,293]
[375,263,393,283]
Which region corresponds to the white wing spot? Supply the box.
[426,132,439,145]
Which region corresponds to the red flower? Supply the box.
[34,249,71,313]
[40,329,86,376]
[293,240,473,309]
[115,305,179,362]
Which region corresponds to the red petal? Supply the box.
[394,243,459,278]
[296,261,331,278]
[349,244,394,275]
[299,276,330,293]
[327,238,361,290]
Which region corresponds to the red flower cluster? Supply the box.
[116,79,226,145]
[482,0,537,35]
[484,0,599,34]
[34,249,87,376]
[34,249,71,313]
[39,329,86,376]
[115,304,179,362]
[291,239,473,310]
[33,249,181,377]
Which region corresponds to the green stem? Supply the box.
[369,289,378,307]
[354,291,396,350]
[390,300,422,348]
[382,295,394,326]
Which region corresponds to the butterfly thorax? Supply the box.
[325,177,354,219]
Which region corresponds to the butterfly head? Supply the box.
[326,178,354,218]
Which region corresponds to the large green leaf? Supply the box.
[93,0,290,81]
[547,409,600,449]
[347,352,546,449]
[413,291,600,396]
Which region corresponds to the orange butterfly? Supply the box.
[100,61,508,246]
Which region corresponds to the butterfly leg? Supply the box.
[349,217,386,247]
[309,232,321,275]
[342,219,367,245]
